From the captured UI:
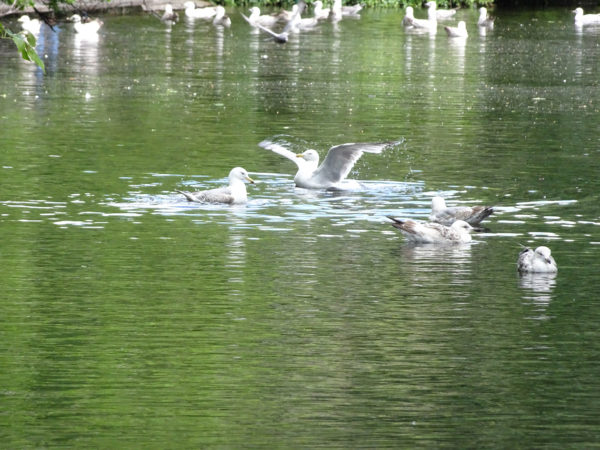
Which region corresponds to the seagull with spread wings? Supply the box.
[258,138,402,189]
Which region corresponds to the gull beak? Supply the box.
[296,153,304,158]
[246,176,255,184]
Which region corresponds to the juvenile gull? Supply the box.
[259,138,402,189]
[176,167,254,204]
[573,7,600,26]
[161,4,179,24]
[444,20,468,37]
[212,6,231,27]
[387,217,473,244]
[18,15,42,35]
[517,246,557,273]
[429,196,493,226]
[477,7,494,29]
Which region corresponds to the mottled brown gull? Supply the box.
[429,196,493,226]
[387,217,473,244]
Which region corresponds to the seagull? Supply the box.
[69,14,103,34]
[517,246,557,273]
[387,217,474,244]
[444,20,468,37]
[176,167,255,204]
[161,4,179,24]
[477,7,494,29]
[313,1,331,20]
[246,6,280,28]
[183,1,217,19]
[402,6,415,27]
[259,138,402,189]
[241,1,304,43]
[277,4,299,22]
[404,1,437,32]
[429,196,493,227]
[212,6,231,27]
[18,15,42,35]
[436,7,457,20]
[573,7,600,26]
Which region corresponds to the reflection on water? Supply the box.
[2,7,600,448]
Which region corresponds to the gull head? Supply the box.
[18,15,31,23]
[69,14,83,23]
[451,220,473,234]
[229,167,255,184]
[426,1,437,9]
[573,7,583,15]
[405,6,414,18]
[535,246,553,263]
[249,6,260,15]
[479,7,487,17]
[165,4,174,14]
[184,1,195,9]
[297,149,320,164]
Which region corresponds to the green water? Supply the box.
[1,7,600,447]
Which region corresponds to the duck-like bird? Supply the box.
[429,197,493,227]
[183,1,217,19]
[517,246,557,273]
[259,138,402,189]
[444,20,468,37]
[176,167,255,204]
[69,14,103,34]
[18,15,42,35]
[573,7,600,26]
[387,217,474,244]
[477,7,494,29]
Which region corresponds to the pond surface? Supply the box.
[1,6,600,447]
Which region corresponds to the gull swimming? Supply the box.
[444,20,468,37]
[517,246,557,273]
[69,14,103,34]
[176,167,254,204]
[436,6,457,20]
[429,196,493,226]
[212,6,231,27]
[246,7,280,28]
[387,217,474,244]
[313,1,331,20]
[161,4,179,24]
[18,15,42,35]
[241,1,304,42]
[573,7,600,26]
[404,1,437,32]
[259,138,402,189]
[477,7,494,29]
[183,1,217,19]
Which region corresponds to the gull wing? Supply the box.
[258,139,303,168]
[312,141,400,185]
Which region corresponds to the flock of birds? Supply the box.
[175,139,558,274]
[12,3,568,274]
[14,1,600,42]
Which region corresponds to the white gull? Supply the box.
[259,138,402,189]
[176,167,254,204]
[517,246,557,273]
